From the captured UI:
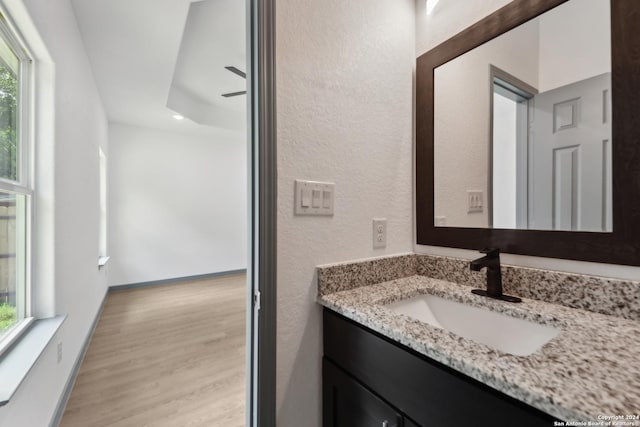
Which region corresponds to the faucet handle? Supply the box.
[480,247,500,257]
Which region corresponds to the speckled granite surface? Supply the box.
[317,253,417,296]
[415,255,640,321]
[318,276,640,422]
[318,253,640,321]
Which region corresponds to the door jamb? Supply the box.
[247,0,277,425]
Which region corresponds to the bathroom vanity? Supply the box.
[318,254,640,426]
[323,309,556,426]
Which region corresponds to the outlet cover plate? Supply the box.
[373,218,387,248]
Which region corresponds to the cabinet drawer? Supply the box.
[323,309,557,427]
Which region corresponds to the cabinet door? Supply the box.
[324,358,402,427]
[324,309,557,427]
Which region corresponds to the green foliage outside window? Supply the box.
[0,65,17,181]
[0,303,16,331]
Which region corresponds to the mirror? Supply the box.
[433,0,611,231]
[416,0,640,266]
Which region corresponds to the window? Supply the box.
[0,14,33,354]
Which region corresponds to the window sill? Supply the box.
[0,315,66,406]
[0,318,35,358]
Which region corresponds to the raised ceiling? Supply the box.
[71,0,246,137]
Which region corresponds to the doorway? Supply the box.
[490,66,536,230]
[57,0,276,425]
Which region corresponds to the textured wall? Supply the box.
[108,123,247,286]
[275,0,415,424]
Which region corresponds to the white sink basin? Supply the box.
[385,294,559,356]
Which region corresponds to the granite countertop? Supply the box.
[318,275,640,422]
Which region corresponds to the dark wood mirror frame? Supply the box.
[416,0,640,267]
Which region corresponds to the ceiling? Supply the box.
[71,0,246,137]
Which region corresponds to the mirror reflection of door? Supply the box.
[491,70,612,232]
[530,73,612,232]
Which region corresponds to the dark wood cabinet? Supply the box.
[323,359,402,427]
[322,308,559,427]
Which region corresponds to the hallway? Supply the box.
[60,274,246,427]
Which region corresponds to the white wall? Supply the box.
[538,0,610,92]
[108,123,246,286]
[0,0,109,425]
[275,0,415,425]
[416,0,640,281]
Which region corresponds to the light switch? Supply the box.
[301,188,311,207]
[322,190,332,208]
[312,189,321,207]
[467,190,483,213]
[295,179,335,216]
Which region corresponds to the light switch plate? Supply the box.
[467,190,484,213]
[295,180,335,216]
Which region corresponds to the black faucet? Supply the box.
[470,248,521,303]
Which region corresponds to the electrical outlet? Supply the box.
[57,342,63,364]
[467,191,484,213]
[435,216,447,226]
[373,218,387,249]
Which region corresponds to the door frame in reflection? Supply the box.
[489,65,537,229]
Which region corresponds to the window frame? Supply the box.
[98,146,109,268]
[0,11,35,357]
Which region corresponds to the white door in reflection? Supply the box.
[530,73,612,232]
[492,73,613,232]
